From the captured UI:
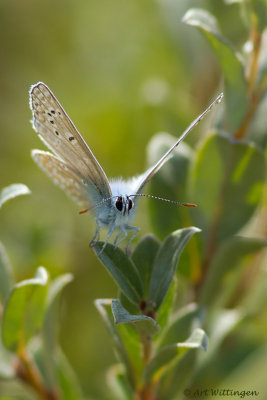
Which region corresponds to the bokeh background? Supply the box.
[0,0,251,398]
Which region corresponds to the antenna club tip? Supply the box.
[79,208,89,214]
[184,203,197,207]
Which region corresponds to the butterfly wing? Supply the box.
[30,82,112,203]
[133,92,223,194]
[32,150,98,208]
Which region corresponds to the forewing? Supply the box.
[30,82,112,199]
[134,93,223,194]
[32,150,100,208]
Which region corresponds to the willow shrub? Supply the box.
[1,2,267,400]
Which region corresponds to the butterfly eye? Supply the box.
[128,198,133,210]
[115,196,123,212]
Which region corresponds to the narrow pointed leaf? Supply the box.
[0,184,31,208]
[111,299,160,337]
[159,303,204,348]
[183,8,249,131]
[131,234,161,297]
[148,227,201,310]
[143,329,208,384]
[94,243,143,305]
[56,349,85,400]
[0,242,13,303]
[107,365,135,400]
[95,299,136,390]
[189,132,266,242]
[1,267,49,352]
[42,274,73,386]
[200,236,267,305]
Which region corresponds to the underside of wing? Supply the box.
[30,82,112,199]
[32,150,101,208]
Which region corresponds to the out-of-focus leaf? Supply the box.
[94,243,143,305]
[0,184,31,208]
[189,132,266,242]
[0,360,15,379]
[107,364,135,400]
[155,349,197,399]
[247,0,267,33]
[56,349,84,400]
[146,134,194,238]
[41,274,73,387]
[194,309,243,382]
[200,236,267,305]
[217,344,267,397]
[241,266,267,315]
[0,340,15,379]
[0,242,13,303]
[257,29,267,88]
[1,267,48,353]
[111,299,160,337]
[95,299,136,390]
[148,227,201,310]
[0,397,19,400]
[143,329,207,384]
[248,90,267,148]
[183,8,249,131]
[44,273,73,349]
[158,303,204,348]
[131,234,160,297]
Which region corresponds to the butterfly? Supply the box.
[30,82,223,251]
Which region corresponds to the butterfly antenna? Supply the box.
[129,193,197,207]
[79,195,119,214]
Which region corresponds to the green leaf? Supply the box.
[155,329,208,399]
[143,329,208,384]
[248,0,267,33]
[195,310,243,381]
[131,234,161,297]
[107,364,135,400]
[189,132,266,242]
[146,134,194,238]
[1,267,49,352]
[0,334,15,379]
[156,281,176,333]
[0,242,13,303]
[95,299,136,390]
[111,299,160,337]
[148,227,201,310]
[42,274,73,386]
[248,91,267,148]
[56,349,84,400]
[200,236,267,305]
[158,303,204,348]
[183,8,249,131]
[93,243,143,305]
[0,184,31,208]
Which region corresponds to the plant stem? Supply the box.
[16,346,59,400]
[138,334,155,400]
[234,18,262,139]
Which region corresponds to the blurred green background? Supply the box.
[0,0,250,398]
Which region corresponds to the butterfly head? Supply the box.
[114,195,134,216]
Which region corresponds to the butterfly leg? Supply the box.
[100,223,116,253]
[125,225,140,255]
[89,223,100,247]
[113,230,123,247]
